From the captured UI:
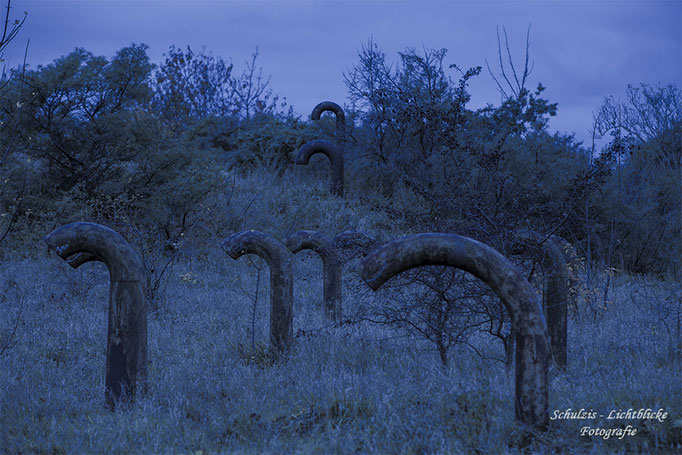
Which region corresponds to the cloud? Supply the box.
[6,0,679,145]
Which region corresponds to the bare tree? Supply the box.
[0,0,27,92]
[0,0,28,246]
[485,25,534,101]
[594,83,681,169]
[229,47,278,121]
[0,0,27,359]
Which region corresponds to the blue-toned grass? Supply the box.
[0,252,679,454]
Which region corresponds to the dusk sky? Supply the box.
[3,0,681,147]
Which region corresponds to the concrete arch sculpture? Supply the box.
[311,101,346,148]
[285,230,377,320]
[357,233,550,428]
[220,231,293,355]
[295,140,344,196]
[44,222,147,408]
[511,231,569,368]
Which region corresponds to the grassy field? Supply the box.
[0,246,679,454]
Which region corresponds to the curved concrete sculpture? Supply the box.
[550,235,579,270]
[44,222,147,408]
[512,231,569,368]
[285,230,377,320]
[295,140,344,196]
[332,230,379,254]
[357,233,550,428]
[220,231,293,355]
[550,234,582,310]
[311,101,346,148]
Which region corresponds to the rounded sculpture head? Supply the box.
[44,221,147,409]
[220,230,289,266]
[295,140,344,196]
[294,140,342,166]
[45,222,144,282]
[284,230,331,255]
[311,101,345,126]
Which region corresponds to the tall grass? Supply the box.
[0,251,679,453]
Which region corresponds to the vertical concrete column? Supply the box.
[45,222,147,408]
[221,231,293,355]
[513,231,569,368]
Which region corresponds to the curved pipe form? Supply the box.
[286,230,377,320]
[44,222,147,408]
[512,231,569,368]
[285,230,338,319]
[295,140,344,196]
[332,230,380,254]
[285,230,332,258]
[311,101,346,146]
[357,233,550,429]
[221,231,293,355]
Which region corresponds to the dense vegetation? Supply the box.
[0,41,678,278]
[0,7,680,453]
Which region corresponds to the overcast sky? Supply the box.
[3,0,681,147]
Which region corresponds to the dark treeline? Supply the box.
[0,40,679,279]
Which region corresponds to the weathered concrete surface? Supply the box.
[221,231,293,355]
[311,101,346,148]
[45,222,147,409]
[286,230,377,320]
[512,231,569,368]
[332,230,379,254]
[357,233,550,429]
[550,234,582,312]
[295,140,344,196]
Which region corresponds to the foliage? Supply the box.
[229,47,285,121]
[154,45,287,124]
[0,45,231,250]
[0,0,27,243]
[226,113,311,173]
[1,44,153,192]
[358,267,501,368]
[343,38,577,239]
[153,44,302,174]
[153,45,233,124]
[0,30,679,452]
[344,37,586,362]
[590,83,681,276]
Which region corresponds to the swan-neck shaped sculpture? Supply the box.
[220,230,293,356]
[311,101,345,147]
[44,222,147,409]
[357,232,550,429]
[285,230,377,320]
[512,230,569,368]
[295,139,344,196]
